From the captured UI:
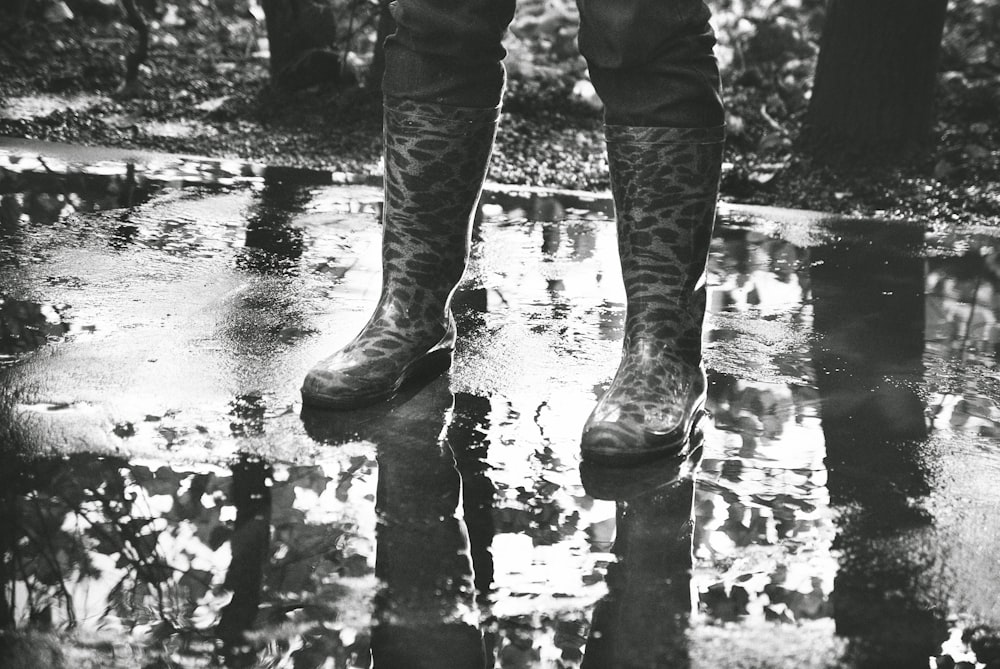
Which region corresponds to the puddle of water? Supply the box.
[1,150,1000,667]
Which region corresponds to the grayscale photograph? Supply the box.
[1,0,999,667]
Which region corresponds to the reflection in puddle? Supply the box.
[696,376,835,625]
[926,254,1000,436]
[0,451,377,666]
[0,298,70,364]
[2,154,1000,667]
[1,159,160,229]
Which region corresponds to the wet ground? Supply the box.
[2,138,1000,669]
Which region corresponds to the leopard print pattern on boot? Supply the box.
[581,125,724,463]
[301,99,499,408]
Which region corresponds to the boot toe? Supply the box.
[300,348,401,406]
[301,344,455,410]
[300,366,386,409]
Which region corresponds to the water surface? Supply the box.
[1,146,999,668]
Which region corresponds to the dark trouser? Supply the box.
[382,0,724,128]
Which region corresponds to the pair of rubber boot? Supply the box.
[300,98,723,464]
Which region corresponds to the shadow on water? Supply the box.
[2,147,1000,667]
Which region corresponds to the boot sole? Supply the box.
[581,435,705,501]
[300,348,454,410]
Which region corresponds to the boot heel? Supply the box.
[399,347,454,389]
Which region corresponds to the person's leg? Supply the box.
[301,0,514,408]
[383,0,513,107]
[577,0,724,127]
[578,0,725,462]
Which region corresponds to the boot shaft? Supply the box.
[605,124,724,356]
[382,98,500,299]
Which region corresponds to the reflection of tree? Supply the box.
[706,230,814,383]
[698,228,840,630]
[216,454,272,666]
[214,177,315,371]
[695,370,835,626]
[0,455,200,633]
[708,373,798,446]
[236,176,308,273]
[493,468,581,547]
[707,230,811,315]
[812,228,947,668]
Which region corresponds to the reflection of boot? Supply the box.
[302,98,499,409]
[368,381,485,669]
[582,125,724,463]
[300,376,486,669]
[582,475,695,669]
[582,432,703,502]
[371,436,486,669]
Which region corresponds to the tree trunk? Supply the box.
[217,455,273,664]
[260,0,341,90]
[118,0,149,97]
[803,0,949,163]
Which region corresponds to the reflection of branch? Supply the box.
[491,288,510,307]
[35,157,78,215]
[68,495,178,627]
[960,271,983,365]
[533,400,548,437]
[96,504,173,624]
[759,103,786,134]
[25,495,77,627]
[108,572,131,618]
[10,537,30,625]
[928,270,986,428]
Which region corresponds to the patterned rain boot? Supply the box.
[301,98,499,409]
[581,125,724,463]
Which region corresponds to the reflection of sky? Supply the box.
[696,383,836,626]
[699,232,837,630]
